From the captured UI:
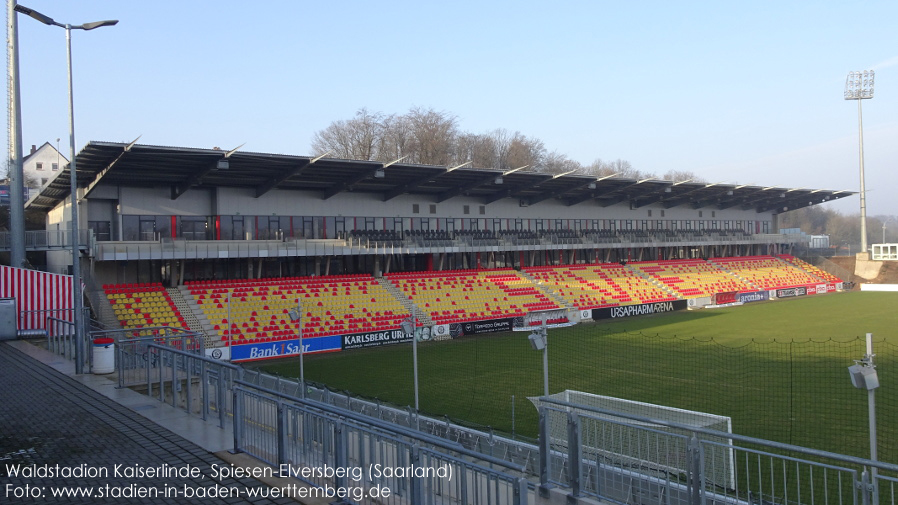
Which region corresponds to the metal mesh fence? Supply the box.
[265,327,896,464]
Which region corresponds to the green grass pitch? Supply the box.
[258,291,898,460]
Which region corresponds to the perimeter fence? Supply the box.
[273,328,897,465]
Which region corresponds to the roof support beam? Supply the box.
[436,165,527,203]
[322,156,406,200]
[171,143,244,200]
[82,135,140,199]
[514,170,578,206]
[254,152,329,198]
[383,161,470,202]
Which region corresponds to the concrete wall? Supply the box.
[84,183,773,229]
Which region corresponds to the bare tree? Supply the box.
[311,108,385,160]
[309,107,642,176]
[404,107,458,165]
[543,151,582,175]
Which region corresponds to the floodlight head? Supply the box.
[848,364,879,390]
[400,317,415,335]
[288,308,301,322]
[494,176,503,184]
[845,70,874,100]
[374,168,385,178]
[216,158,230,170]
[528,332,546,351]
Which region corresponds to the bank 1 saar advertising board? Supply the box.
[229,334,342,362]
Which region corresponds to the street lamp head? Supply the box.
[80,20,119,31]
[845,70,874,100]
[14,4,60,26]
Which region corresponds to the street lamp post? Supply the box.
[15,4,117,374]
[844,70,874,254]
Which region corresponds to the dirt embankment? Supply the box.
[829,255,898,284]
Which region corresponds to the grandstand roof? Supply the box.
[27,141,854,214]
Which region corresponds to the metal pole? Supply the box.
[867,333,879,504]
[858,99,868,254]
[298,299,304,398]
[7,0,26,268]
[542,337,549,398]
[65,24,86,374]
[412,309,419,413]
[227,289,232,351]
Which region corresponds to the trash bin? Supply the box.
[92,338,115,374]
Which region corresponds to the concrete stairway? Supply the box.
[375,277,433,325]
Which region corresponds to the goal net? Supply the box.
[530,390,735,490]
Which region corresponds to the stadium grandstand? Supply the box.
[9,141,853,357]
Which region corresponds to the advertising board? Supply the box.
[591,300,688,320]
[230,334,341,362]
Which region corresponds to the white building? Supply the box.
[22,142,67,190]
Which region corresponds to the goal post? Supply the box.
[530,390,736,490]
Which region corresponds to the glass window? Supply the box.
[412,204,420,214]
[463,205,470,215]
[180,216,210,240]
[88,221,111,241]
[52,163,58,171]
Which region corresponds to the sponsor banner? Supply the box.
[342,328,411,350]
[713,292,738,305]
[460,318,515,336]
[736,291,769,304]
[230,335,341,362]
[205,347,230,361]
[592,300,688,320]
[513,308,573,331]
[775,287,807,299]
[688,297,712,308]
[431,323,463,341]
[0,185,8,205]
[836,282,843,291]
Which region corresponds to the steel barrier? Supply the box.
[537,397,898,505]
[143,344,241,428]
[114,327,204,387]
[232,380,529,505]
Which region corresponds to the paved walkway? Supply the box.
[0,341,301,504]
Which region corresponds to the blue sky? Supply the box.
[10,1,898,215]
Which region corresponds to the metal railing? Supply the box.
[232,379,529,505]
[537,397,898,505]
[143,344,241,428]
[242,369,541,474]
[47,316,82,363]
[0,229,93,252]
[114,327,205,388]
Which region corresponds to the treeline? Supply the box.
[779,206,896,249]
[312,107,702,181]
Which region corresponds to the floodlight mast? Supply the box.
[844,70,874,254]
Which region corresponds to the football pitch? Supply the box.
[258,291,898,460]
